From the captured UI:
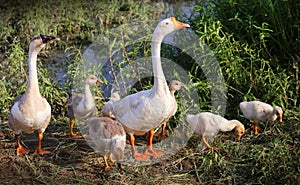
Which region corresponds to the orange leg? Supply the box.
[251,123,261,135]
[202,136,218,153]
[16,135,29,155]
[69,119,78,137]
[103,154,112,171]
[33,132,50,155]
[201,135,211,150]
[109,152,115,163]
[144,129,164,158]
[159,121,167,140]
[129,134,149,161]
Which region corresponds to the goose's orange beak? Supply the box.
[96,79,103,84]
[170,17,190,30]
[236,134,243,141]
[279,115,283,123]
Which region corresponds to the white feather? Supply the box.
[11,100,51,129]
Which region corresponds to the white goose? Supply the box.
[186,112,245,152]
[8,34,57,155]
[67,74,102,137]
[239,101,283,135]
[159,80,186,139]
[88,117,126,171]
[111,17,190,160]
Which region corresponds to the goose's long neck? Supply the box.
[25,49,40,97]
[169,88,176,96]
[152,31,168,95]
[84,83,94,107]
[220,120,240,132]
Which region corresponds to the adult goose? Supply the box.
[8,34,57,155]
[111,17,190,160]
[186,112,245,152]
[67,74,102,137]
[159,80,186,140]
[88,117,126,170]
[239,101,283,135]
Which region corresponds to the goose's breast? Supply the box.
[10,99,51,129]
[116,93,173,132]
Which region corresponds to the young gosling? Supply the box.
[239,101,283,135]
[88,117,126,170]
[186,112,245,152]
[67,74,102,137]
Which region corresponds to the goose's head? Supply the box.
[30,34,57,52]
[169,80,186,92]
[233,120,245,141]
[154,17,190,38]
[273,106,283,123]
[85,74,102,85]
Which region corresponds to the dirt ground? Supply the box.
[0,120,200,185]
[0,122,99,184]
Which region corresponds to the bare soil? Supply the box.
[0,121,200,185]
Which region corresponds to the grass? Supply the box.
[0,0,299,184]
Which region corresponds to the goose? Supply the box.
[8,34,57,155]
[111,17,190,160]
[67,74,102,137]
[186,112,245,152]
[88,117,126,170]
[239,101,283,135]
[101,92,120,118]
[159,80,186,139]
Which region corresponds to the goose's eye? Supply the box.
[165,22,169,25]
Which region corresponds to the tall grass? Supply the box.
[191,0,299,117]
[189,0,299,183]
